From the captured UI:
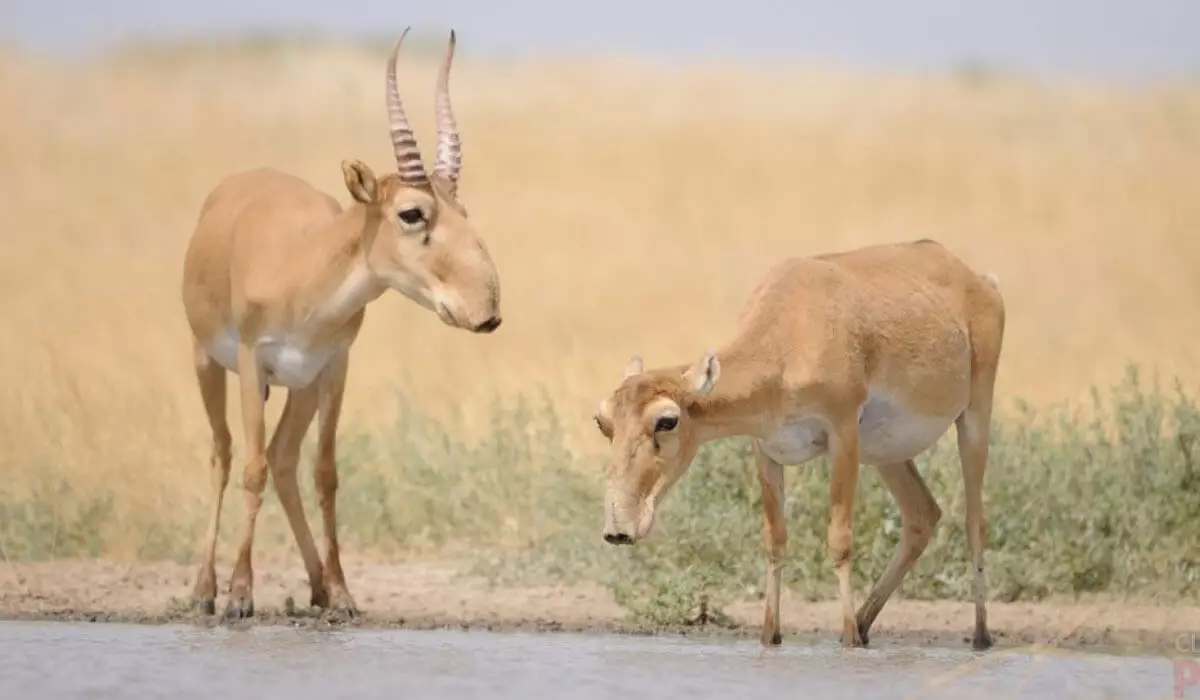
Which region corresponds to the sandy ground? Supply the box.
[1,557,1196,655]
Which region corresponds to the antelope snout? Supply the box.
[433,295,500,334]
[603,498,638,545]
[472,315,502,334]
[603,531,633,546]
[432,278,501,334]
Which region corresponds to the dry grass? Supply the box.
[2,36,1200,564]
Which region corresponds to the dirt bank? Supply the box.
[1,558,1196,654]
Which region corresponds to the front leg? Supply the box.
[828,417,864,647]
[753,440,787,647]
[314,352,357,616]
[226,343,269,620]
[267,387,325,610]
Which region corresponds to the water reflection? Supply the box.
[0,621,1176,700]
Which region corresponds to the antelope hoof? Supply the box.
[329,590,359,620]
[309,586,329,610]
[223,594,255,621]
[761,629,782,647]
[856,619,871,647]
[194,596,216,616]
[841,619,866,648]
[312,579,359,619]
[972,627,994,651]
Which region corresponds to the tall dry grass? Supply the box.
[2,36,1199,569]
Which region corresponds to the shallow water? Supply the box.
[0,621,1183,699]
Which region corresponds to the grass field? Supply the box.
[2,35,1199,626]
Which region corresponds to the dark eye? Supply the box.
[397,207,425,225]
[654,415,679,433]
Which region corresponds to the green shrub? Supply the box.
[463,364,1200,623]
[3,364,1198,626]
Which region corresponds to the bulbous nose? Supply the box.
[603,532,633,546]
[473,316,502,333]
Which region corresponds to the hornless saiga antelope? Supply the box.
[181,28,501,619]
[593,239,1005,650]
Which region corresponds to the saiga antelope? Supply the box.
[181,28,501,619]
[593,239,1004,650]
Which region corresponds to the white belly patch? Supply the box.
[206,328,240,374]
[760,417,828,465]
[759,390,962,467]
[205,327,339,389]
[856,391,958,465]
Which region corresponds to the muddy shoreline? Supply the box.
[2,559,1196,656]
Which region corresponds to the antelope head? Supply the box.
[342,28,501,334]
[593,351,721,544]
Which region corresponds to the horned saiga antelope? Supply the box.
[593,239,1004,650]
[181,28,500,619]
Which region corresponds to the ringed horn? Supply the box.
[385,27,464,196]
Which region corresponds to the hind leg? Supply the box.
[855,459,942,644]
[957,386,995,650]
[958,284,1004,651]
[190,343,232,615]
[957,305,1004,650]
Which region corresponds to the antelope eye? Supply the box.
[398,207,425,225]
[654,415,679,433]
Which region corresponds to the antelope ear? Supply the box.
[682,349,720,396]
[594,398,615,439]
[342,159,378,204]
[623,355,644,380]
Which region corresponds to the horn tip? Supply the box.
[396,27,411,45]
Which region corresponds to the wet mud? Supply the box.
[2,558,1195,655]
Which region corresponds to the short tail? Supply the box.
[981,272,1000,290]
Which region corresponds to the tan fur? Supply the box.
[594,238,1004,650]
[180,31,501,620]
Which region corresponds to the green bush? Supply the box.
[2,364,1198,626]
[463,364,1200,623]
[0,475,114,561]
